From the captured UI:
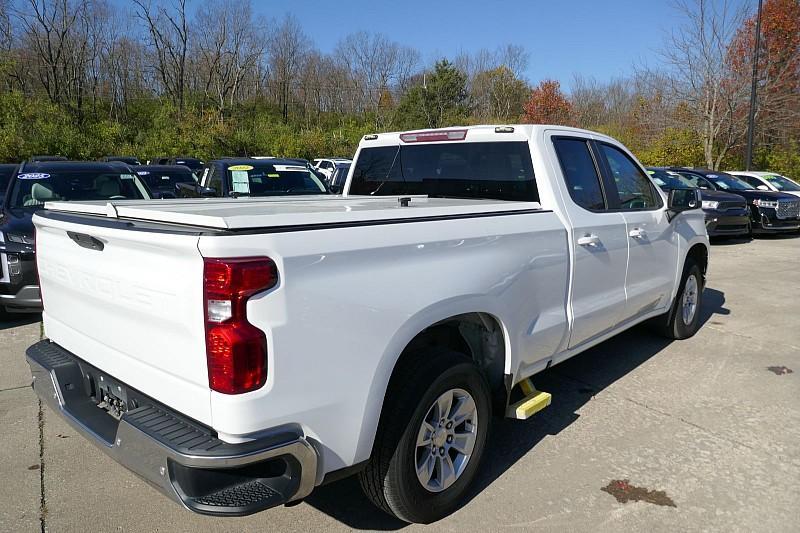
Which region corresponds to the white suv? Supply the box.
[729,171,800,198]
[312,158,352,179]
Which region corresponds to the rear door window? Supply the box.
[349,141,537,202]
[552,137,606,211]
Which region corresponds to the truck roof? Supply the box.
[42,196,543,230]
[358,124,615,147]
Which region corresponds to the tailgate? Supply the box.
[33,213,211,425]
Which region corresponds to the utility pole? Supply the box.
[744,0,764,171]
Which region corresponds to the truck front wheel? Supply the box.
[359,349,491,523]
[657,258,704,339]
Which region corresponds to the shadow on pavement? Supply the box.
[305,288,728,530]
[0,313,40,331]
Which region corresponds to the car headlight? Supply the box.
[5,232,35,245]
[752,199,779,208]
[701,200,719,209]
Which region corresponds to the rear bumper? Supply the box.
[26,340,318,516]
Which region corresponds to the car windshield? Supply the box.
[647,169,694,190]
[348,141,538,201]
[137,169,196,189]
[226,163,327,196]
[762,174,800,191]
[703,173,753,191]
[8,169,150,208]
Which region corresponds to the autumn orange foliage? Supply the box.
[522,80,574,126]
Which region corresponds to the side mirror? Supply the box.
[667,188,701,220]
[756,184,769,191]
[199,187,217,197]
[329,184,341,194]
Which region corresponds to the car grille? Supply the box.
[718,200,746,210]
[776,199,800,219]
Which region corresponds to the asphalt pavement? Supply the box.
[1,235,798,532]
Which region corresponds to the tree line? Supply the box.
[0,0,797,176]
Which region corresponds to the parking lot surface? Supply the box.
[1,236,798,533]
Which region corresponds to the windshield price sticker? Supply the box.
[231,170,251,193]
[229,165,254,171]
[18,173,50,180]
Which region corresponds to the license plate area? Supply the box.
[81,368,141,421]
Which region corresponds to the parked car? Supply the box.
[0,161,151,317]
[312,157,352,179]
[134,165,197,199]
[177,158,329,198]
[102,156,141,166]
[28,125,709,523]
[0,164,18,198]
[328,162,350,193]
[671,168,800,234]
[728,171,800,199]
[647,167,750,237]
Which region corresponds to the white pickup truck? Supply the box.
[27,125,709,523]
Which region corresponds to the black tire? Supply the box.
[655,259,704,340]
[359,348,491,524]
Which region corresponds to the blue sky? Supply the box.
[256,0,699,90]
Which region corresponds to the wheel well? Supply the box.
[389,313,508,415]
[687,243,709,281]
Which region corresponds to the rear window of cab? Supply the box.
[349,141,538,202]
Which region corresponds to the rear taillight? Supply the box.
[203,257,278,394]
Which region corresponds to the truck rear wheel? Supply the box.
[656,258,704,340]
[359,349,491,523]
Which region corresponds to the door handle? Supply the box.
[577,234,600,247]
[629,228,647,240]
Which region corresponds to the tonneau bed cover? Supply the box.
[43,196,543,230]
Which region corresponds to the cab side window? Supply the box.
[598,143,660,210]
[553,137,606,211]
